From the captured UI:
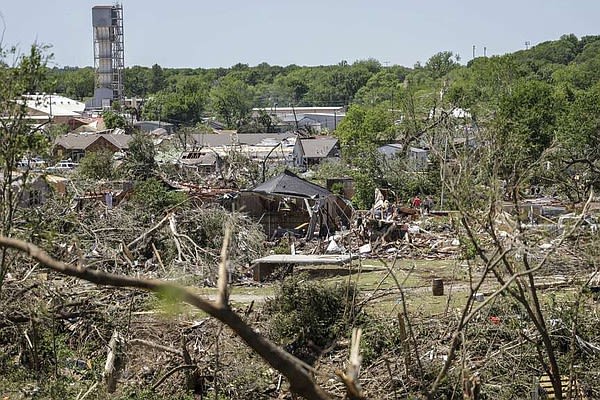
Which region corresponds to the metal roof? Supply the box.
[190,132,296,147]
[20,94,85,117]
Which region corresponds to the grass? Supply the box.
[143,257,485,322]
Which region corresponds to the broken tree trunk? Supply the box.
[103,329,121,393]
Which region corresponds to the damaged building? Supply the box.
[230,170,353,239]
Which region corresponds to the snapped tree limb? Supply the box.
[0,236,332,400]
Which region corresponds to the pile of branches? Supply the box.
[18,198,266,282]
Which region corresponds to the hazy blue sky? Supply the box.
[1,0,598,68]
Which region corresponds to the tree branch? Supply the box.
[0,236,332,400]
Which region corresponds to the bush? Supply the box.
[78,150,116,180]
[264,274,357,364]
[131,178,187,215]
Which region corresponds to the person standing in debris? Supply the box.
[423,196,433,214]
[412,195,422,209]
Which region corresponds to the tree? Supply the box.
[103,110,127,130]
[77,151,116,180]
[142,75,208,124]
[150,63,166,93]
[0,44,51,292]
[492,79,560,178]
[549,81,600,200]
[335,104,394,147]
[58,67,94,100]
[124,65,151,97]
[123,133,156,180]
[131,178,186,214]
[210,76,253,128]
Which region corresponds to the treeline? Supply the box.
[43,59,395,128]
[44,34,600,129]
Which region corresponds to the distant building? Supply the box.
[188,132,297,163]
[19,94,85,124]
[87,4,125,109]
[253,106,346,132]
[378,143,430,170]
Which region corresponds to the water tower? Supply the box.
[88,3,124,109]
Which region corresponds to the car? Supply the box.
[46,160,79,172]
[16,157,46,170]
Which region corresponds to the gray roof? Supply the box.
[299,137,339,159]
[252,170,331,198]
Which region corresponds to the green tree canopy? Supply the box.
[124,133,156,180]
[210,76,254,128]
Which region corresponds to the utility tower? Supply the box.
[88,3,125,109]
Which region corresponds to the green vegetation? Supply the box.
[131,177,186,215]
[265,273,357,364]
[77,150,117,180]
[103,110,127,130]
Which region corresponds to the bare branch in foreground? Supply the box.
[0,236,332,400]
[217,225,232,308]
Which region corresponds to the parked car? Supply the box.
[16,157,46,170]
[46,160,79,172]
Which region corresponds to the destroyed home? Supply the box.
[189,132,297,163]
[178,150,223,174]
[231,169,353,239]
[0,173,67,207]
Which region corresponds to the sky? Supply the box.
[1,0,599,69]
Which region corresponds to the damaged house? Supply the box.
[0,173,67,207]
[232,170,353,239]
[178,150,223,174]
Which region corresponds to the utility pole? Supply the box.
[525,41,530,50]
[472,45,476,59]
[483,47,487,57]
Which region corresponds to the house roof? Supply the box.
[54,133,133,150]
[179,151,219,166]
[299,137,339,159]
[252,169,332,199]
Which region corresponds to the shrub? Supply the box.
[131,178,187,215]
[264,274,357,364]
[78,150,116,180]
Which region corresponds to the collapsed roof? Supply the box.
[251,169,332,199]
